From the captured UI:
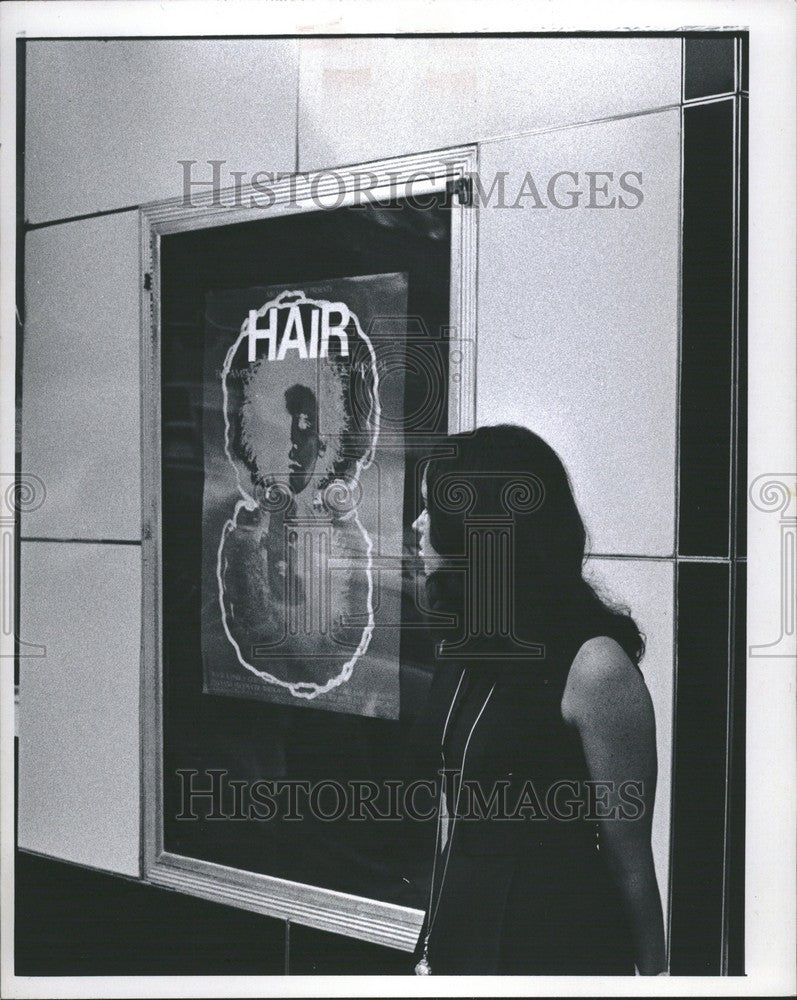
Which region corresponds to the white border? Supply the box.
[1,2,794,998]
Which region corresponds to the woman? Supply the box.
[408,425,667,975]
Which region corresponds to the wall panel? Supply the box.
[477,110,681,556]
[21,212,142,541]
[298,37,680,171]
[25,39,299,222]
[18,541,142,877]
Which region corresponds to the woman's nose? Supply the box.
[412,510,426,534]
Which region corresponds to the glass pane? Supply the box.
[160,195,452,907]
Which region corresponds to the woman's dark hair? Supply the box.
[423,424,645,666]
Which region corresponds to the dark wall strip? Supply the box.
[673,34,747,975]
[15,849,287,975]
[670,562,731,974]
[734,95,748,558]
[24,204,141,232]
[683,36,736,100]
[678,98,735,557]
[740,35,748,94]
[287,922,410,974]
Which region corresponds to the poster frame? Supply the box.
[139,145,478,950]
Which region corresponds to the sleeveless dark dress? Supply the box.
[407,629,636,975]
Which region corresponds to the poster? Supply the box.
[201,273,408,719]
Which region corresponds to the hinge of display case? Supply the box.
[143,272,152,291]
[448,174,473,207]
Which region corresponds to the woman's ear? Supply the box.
[317,436,327,456]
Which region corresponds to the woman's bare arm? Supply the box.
[561,636,667,975]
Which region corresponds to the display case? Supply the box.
[140,148,477,949]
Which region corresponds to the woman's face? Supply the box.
[412,471,446,576]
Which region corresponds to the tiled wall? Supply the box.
[296,37,679,170]
[18,36,687,970]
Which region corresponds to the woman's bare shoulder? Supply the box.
[561,635,648,728]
